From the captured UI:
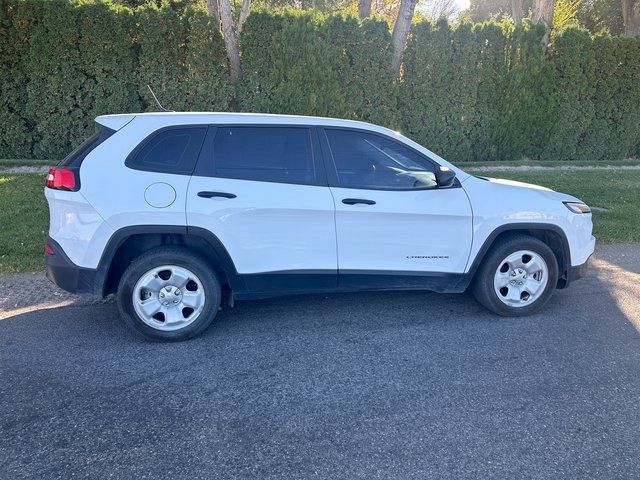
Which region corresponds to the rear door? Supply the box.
[186,125,337,295]
[320,127,473,289]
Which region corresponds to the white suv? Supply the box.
[44,113,595,341]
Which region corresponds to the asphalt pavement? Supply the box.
[1,245,639,479]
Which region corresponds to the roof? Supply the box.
[95,112,384,132]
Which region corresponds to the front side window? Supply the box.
[325,129,437,190]
[127,126,207,174]
[212,127,315,184]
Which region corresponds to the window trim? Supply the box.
[125,124,209,175]
[319,126,459,191]
[192,124,327,187]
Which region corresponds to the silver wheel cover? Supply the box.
[493,250,549,308]
[132,265,206,331]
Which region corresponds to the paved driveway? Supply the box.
[1,245,639,479]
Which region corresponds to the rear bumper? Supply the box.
[45,238,101,295]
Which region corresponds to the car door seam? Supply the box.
[327,186,340,275]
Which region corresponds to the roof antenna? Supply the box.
[147,85,173,112]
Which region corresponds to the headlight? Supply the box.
[564,202,591,214]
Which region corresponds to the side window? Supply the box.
[324,129,437,190]
[127,126,207,174]
[212,127,315,184]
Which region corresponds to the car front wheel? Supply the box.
[472,235,559,316]
[117,247,221,341]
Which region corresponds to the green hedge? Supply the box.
[0,0,231,159]
[1,0,639,162]
[0,0,41,158]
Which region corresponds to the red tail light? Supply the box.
[46,168,77,191]
[44,244,55,255]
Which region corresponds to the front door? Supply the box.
[320,128,473,290]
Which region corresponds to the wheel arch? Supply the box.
[465,223,572,290]
[97,226,244,297]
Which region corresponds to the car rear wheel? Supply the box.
[117,247,221,341]
[472,235,559,316]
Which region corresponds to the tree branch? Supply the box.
[237,0,252,36]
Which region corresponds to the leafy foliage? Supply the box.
[320,15,399,127]
[135,2,232,112]
[578,0,624,34]
[0,0,41,158]
[468,0,533,21]
[402,20,478,161]
[552,0,582,34]
[402,19,553,162]
[497,22,554,160]
[0,0,639,162]
[0,0,231,158]
[25,1,90,158]
[542,27,597,161]
[238,9,347,116]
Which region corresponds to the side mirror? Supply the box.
[435,166,456,188]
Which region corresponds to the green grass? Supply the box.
[473,169,640,244]
[0,159,52,167]
[0,170,639,274]
[457,158,640,169]
[0,174,48,274]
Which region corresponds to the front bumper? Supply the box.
[557,256,591,289]
[566,259,589,284]
[45,238,101,295]
[558,232,594,289]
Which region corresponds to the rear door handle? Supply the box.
[342,198,376,205]
[197,191,237,199]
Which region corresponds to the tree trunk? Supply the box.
[391,0,417,75]
[532,0,554,46]
[237,0,251,36]
[622,0,640,35]
[511,0,524,23]
[205,0,220,29]
[205,0,251,84]
[358,0,373,18]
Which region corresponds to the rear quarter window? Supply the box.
[126,126,207,175]
[58,126,115,168]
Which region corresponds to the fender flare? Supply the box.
[459,222,571,290]
[96,225,244,295]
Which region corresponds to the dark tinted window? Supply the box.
[127,127,207,174]
[325,129,437,189]
[213,127,315,184]
[59,125,115,167]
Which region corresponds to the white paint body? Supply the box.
[460,176,596,269]
[45,112,595,281]
[186,177,337,274]
[330,186,472,273]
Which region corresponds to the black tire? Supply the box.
[471,235,559,316]
[117,246,221,341]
